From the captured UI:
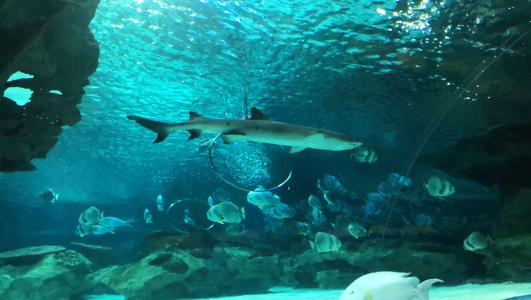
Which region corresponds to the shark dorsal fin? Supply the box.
[250,107,270,120]
[189,111,201,120]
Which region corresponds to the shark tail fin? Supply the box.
[127,115,173,143]
[417,278,443,300]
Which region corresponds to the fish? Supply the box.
[311,207,327,227]
[317,174,348,195]
[79,206,103,227]
[308,194,324,210]
[424,177,455,197]
[206,201,245,224]
[127,107,362,153]
[348,222,367,239]
[463,231,491,252]
[183,208,195,226]
[265,202,296,219]
[310,231,342,254]
[247,186,281,210]
[91,224,116,235]
[339,271,443,300]
[99,216,132,229]
[144,208,153,224]
[351,146,378,163]
[156,194,165,211]
[387,173,412,187]
[38,188,59,204]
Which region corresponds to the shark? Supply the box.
[127,107,362,153]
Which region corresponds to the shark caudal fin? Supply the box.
[127,115,173,143]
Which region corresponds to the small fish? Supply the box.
[327,198,345,213]
[377,181,401,197]
[38,188,59,204]
[463,231,491,252]
[99,216,131,229]
[339,272,443,300]
[317,174,347,195]
[183,208,195,226]
[311,207,327,227]
[367,192,386,203]
[79,206,103,227]
[351,146,378,163]
[363,200,382,219]
[308,194,324,210]
[295,222,312,236]
[247,186,281,210]
[310,231,342,253]
[156,194,165,211]
[266,202,296,219]
[424,177,455,197]
[144,208,153,224]
[347,222,367,239]
[207,201,245,224]
[387,173,412,187]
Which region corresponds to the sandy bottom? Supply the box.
[200,283,531,300]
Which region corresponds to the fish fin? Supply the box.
[189,111,201,120]
[289,147,306,154]
[309,240,315,249]
[127,115,173,143]
[187,129,201,140]
[249,107,271,120]
[417,278,444,300]
[241,207,246,219]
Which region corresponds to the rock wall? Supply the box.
[0,0,100,172]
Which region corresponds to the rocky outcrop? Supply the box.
[0,249,93,300]
[419,122,531,191]
[0,245,66,265]
[88,250,207,299]
[0,0,100,172]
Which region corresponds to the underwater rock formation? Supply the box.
[419,122,531,190]
[0,249,93,299]
[88,250,208,299]
[0,245,66,265]
[480,234,531,283]
[0,0,100,172]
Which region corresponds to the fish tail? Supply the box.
[127,115,175,143]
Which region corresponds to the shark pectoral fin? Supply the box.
[187,129,202,140]
[221,129,246,144]
[289,147,306,154]
[250,107,271,120]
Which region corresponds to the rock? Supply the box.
[88,250,207,299]
[0,245,66,266]
[70,242,115,266]
[282,241,480,288]
[419,122,531,190]
[0,0,100,172]
[316,270,354,289]
[481,234,531,282]
[0,250,93,299]
[496,189,531,237]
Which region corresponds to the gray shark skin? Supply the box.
[127,107,362,153]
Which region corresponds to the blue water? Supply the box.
[1,0,531,298]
